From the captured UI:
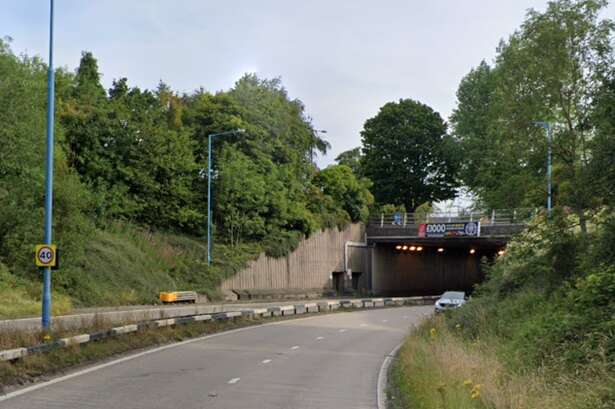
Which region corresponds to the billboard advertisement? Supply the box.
[418,221,481,238]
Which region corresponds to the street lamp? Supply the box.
[207,129,245,265]
[535,121,553,213]
[42,0,56,331]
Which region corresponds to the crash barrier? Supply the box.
[0,296,437,362]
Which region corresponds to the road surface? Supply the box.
[0,306,431,409]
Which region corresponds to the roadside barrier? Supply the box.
[0,296,437,362]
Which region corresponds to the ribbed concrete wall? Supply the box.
[220,224,365,290]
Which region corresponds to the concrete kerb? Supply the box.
[279,305,295,316]
[362,299,375,308]
[0,296,437,363]
[304,303,319,313]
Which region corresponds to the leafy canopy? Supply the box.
[360,98,460,211]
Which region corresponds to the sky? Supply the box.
[2,1,614,168]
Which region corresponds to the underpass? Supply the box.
[363,209,531,296]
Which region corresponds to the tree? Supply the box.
[335,147,362,176]
[360,98,459,211]
[452,0,614,229]
[0,39,93,278]
[590,76,615,205]
[62,54,201,230]
[73,51,106,103]
[216,146,267,245]
[313,165,374,222]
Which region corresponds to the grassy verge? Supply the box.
[0,313,305,390]
[390,315,615,409]
[0,221,261,319]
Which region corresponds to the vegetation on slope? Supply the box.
[392,210,615,409]
[390,1,615,407]
[0,38,373,317]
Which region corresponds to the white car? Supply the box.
[434,291,466,313]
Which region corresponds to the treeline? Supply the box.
[0,38,372,309]
[393,3,615,408]
[337,0,615,221]
[451,0,615,227]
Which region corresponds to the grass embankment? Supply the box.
[0,222,260,319]
[390,211,615,409]
[391,316,613,409]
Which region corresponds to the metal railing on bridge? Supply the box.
[369,208,538,228]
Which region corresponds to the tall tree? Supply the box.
[335,147,363,176]
[73,51,106,103]
[360,98,459,210]
[453,0,614,229]
[0,39,93,277]
[590,76,615,205]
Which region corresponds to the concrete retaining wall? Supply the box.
[220,224,366,291]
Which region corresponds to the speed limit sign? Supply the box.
[35,244,57,268]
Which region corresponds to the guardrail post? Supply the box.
[491,209,496,225]
[380,213,384,228]
[403,213,407,227]
[513,209,517,223]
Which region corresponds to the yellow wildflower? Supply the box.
[430,328,437,338]
[470,384,482,399]
[463,379,473,388]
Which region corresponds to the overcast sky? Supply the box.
[2,1,614,167]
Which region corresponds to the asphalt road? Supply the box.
[0,306,431,409]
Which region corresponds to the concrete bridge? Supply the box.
[219,209,534,300]
[362,209,533,296]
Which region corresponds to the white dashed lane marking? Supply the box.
[360,323,368,327]
[261,359,272,364]
[228,378,241,384]
[290,346,300,350]
[316,336,325,340]
[338,329,347,333]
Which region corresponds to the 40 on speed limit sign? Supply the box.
[35,244,57,268]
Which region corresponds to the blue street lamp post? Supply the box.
[42,0,56,331]
[535,121,553,213]
[207,129,244,265]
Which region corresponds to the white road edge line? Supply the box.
[0,312,362,403]
[377,341,404,409]
[227,377,241,384]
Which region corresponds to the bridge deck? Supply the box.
[366,223,526,244]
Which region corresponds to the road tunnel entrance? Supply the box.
[369,240,504,296]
